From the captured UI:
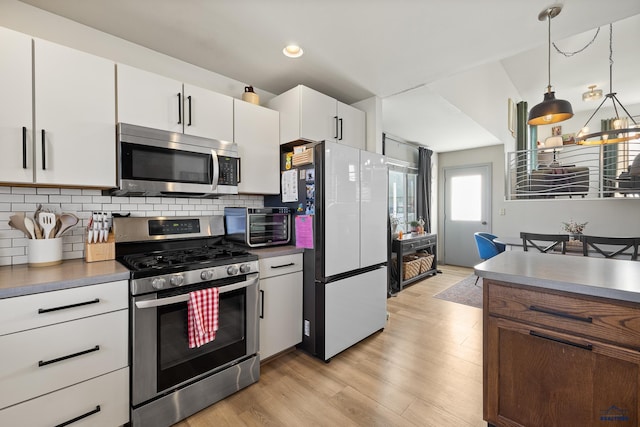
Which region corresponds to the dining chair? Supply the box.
[581,235,639,260]
[473,232,505,285]
[520,232,570,254]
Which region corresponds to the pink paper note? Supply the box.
[295,215,314,249]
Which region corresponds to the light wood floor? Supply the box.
[176,265,487,427]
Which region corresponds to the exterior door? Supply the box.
[443,164,491,267]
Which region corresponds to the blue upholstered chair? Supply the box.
[473,232,505,285]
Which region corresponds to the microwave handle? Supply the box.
[134,274,259,309]
[210,149,219,188]
[237,158,241,183]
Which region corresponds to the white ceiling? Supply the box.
[17,0,640,152]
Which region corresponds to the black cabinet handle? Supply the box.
[38,345,100,367]
[259,289,264,319]
[529,330,592,351]
[271,262,295,269]
[187,95,192,126]
[54,405,101,427]
[339,118,343,140]
[529,305,593,323]
[334,116,339,139]
[22,126,27,169]
[41,129,46,170]
[177,93,182,124]
[38,298,100,314]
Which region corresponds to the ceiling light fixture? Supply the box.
[527,5,574,126]
[283,44,303,58]
[582,85,603,102]
[576,24,639,145]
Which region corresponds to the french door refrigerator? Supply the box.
[267,141,388,361]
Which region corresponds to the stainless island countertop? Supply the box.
[0,259,130,299]
[475,251,640,303]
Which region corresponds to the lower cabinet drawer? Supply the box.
[487,282,640,350]
[259,253,303,279]
[0,310,128,410]
[0,367,129,427]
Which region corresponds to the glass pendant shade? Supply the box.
[528,90,574,125]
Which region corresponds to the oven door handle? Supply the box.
[134,274,259,309]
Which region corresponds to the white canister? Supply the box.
[28,238,63,267]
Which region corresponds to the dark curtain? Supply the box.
[417,147,433,233]
[516,101,529,196]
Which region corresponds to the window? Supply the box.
[389,168,417,232]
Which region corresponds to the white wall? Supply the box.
[438,143,640,264]
[352,96,383,154]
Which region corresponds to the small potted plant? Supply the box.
[562,219,588,241]
[409,220,419,233]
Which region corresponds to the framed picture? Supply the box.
[552,125,562,136]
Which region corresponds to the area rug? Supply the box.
[433,275,483,309]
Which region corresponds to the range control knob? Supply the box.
[152,277,166,290]
[170,275,185,286]
[240,264,251,274]
[227,265,239,276]
[200,270,214,281]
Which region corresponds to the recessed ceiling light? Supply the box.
[283,44,303,58]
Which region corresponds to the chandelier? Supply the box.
[576,24,639,145]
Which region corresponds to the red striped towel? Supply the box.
[188,288,219,348]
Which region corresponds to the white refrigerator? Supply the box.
[279,141,388,361]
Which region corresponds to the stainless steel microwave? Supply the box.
[224,207,291,247]
[108,123,240,197]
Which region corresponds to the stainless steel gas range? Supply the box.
[113,216,260,427]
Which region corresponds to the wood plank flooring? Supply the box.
[175,265,487,427]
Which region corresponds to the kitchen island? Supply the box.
[475,251,640,427]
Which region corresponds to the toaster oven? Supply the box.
[224,207,291,247]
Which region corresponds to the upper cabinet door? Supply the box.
[117,64,182,133]
[300,85,338,143]
[183,84,233,141]
[0,27,32,184]
[233,100,280,194]
[360,151,388,267]
[337,102,365,150]
[34,39,116,187]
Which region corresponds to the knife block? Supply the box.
[85,232,115,262]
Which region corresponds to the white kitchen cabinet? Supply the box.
[0,280,129,426]
[0,31,116,187]
[233,100,280,194]
[258,253,303,360]
[117,64,233,141]
[0,27,32,184]
[267,85,366,149]
[34,39,116,187]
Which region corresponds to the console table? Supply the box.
[391,233,438,294]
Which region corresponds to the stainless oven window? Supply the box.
[156,286,247,392]
[122,142,211,184]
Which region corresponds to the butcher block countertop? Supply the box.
[0,259,129,299]
[475,251,640,303]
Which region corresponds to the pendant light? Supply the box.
[576,24,639,145]
[527,5,574,126]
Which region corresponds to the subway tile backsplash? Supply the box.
[0,186,264,266]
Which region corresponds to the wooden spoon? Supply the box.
[23,217,36,239]
[55,213,79,238]
[9,213,34,239]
